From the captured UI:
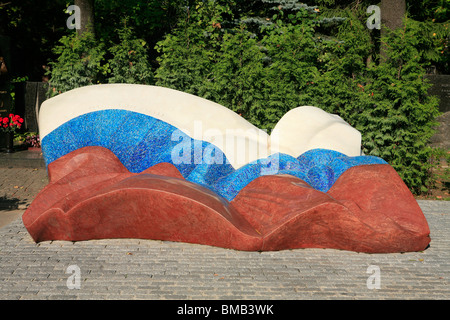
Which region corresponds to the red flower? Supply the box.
[0,113,23,132]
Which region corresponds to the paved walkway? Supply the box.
[0,166,449,300]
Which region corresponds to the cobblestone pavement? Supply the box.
[0,168,449,300]
[0,167,48,210]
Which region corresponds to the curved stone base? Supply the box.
[22,147,430,253]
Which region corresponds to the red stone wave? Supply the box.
[22,146,430,253]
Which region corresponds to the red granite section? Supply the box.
[22,146,430,253]
[231,168,430,253]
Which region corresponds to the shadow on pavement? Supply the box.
[0,195,27,210]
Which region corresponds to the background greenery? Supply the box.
[0,0,448,195]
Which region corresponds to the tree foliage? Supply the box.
[154,0,442,194]
[48,31,107,96]
[4,0,446,194]
[107,25,154,84]
[47,22,154,96]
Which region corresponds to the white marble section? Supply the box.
[270,106,361,157]
[38,84,362,169]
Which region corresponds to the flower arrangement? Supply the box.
[25,133,41,148]
[0,114,24,133]
[13,131,41,150]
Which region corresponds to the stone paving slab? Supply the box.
[0,200,448,300]
[0,150,46,169]
[0,167,48,210]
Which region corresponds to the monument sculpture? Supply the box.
[22,84,430,253]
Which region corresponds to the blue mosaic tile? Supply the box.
[307,164,335,191]
[294,149,387,190]
[121,119,173,172]
[41,109,389,202]
[297,148,345,168]
[213,162,263,201]
[109,112,154,168]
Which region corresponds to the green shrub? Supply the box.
[155,3,441,194]
[107,25,154,84]
[47,1,442,194]
[47,31,107,97]
[360,18,441,193]
[48,25,154,96]
[155,2,323,131]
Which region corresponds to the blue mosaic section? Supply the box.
[212,150,386,201]
[41,109,231,178]
[42,109,387,201]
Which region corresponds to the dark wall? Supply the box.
[0,35,12,117]
[425,75,450,113]
[0,35,11,149]
[16,82,48,133]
